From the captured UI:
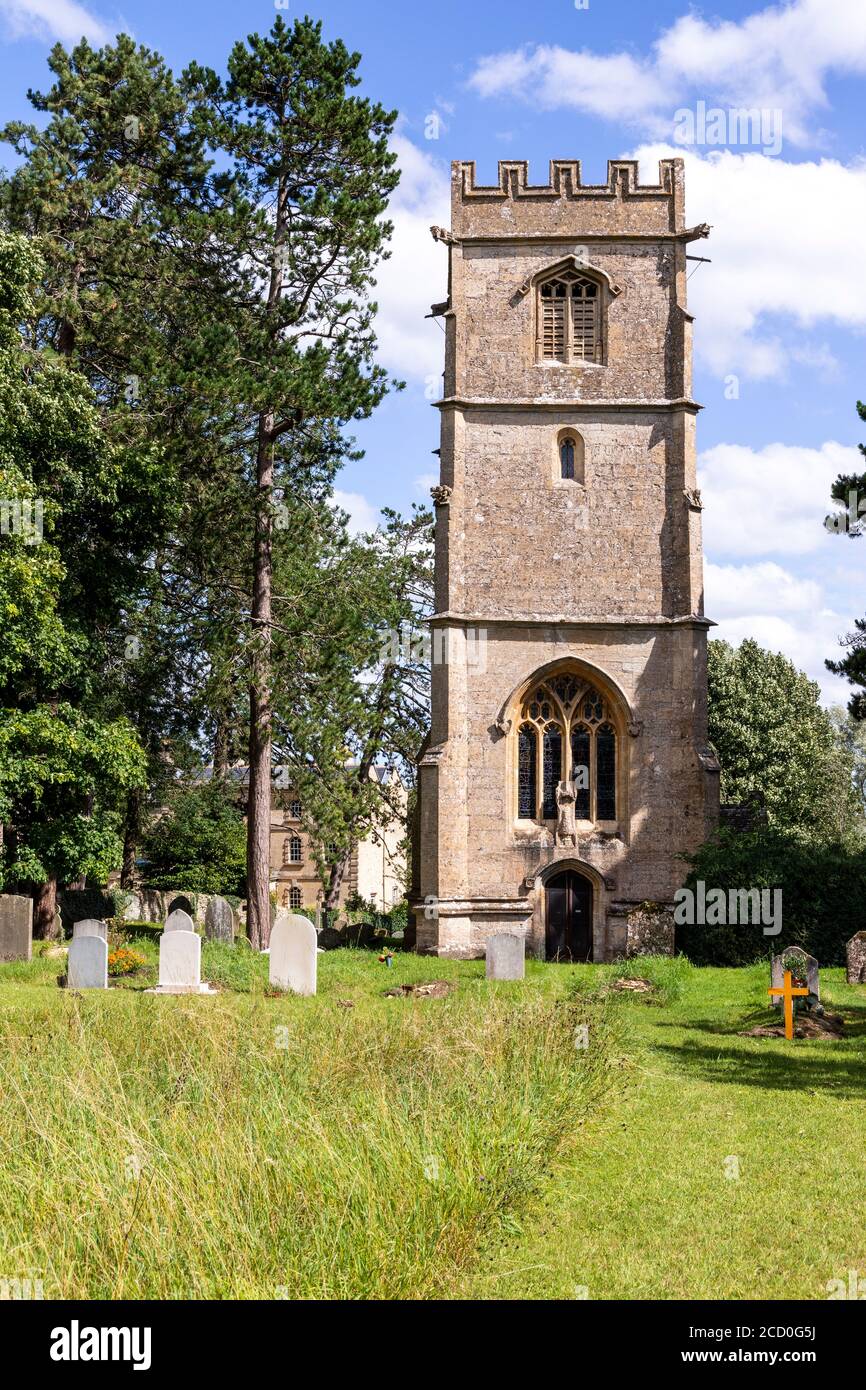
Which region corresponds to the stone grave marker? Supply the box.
[485,933,525,981]
[165,908,196,933]
[846,930,866,984]
[72,918,108,941]
[771,947,818,1007]
[157,929,212,994]
[67,934,108,990]
[269,913,317,996]
[0,894,32,962]
[204,896,234,943]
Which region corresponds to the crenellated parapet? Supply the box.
[452,158,686,240]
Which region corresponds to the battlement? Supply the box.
[452,158,685,241]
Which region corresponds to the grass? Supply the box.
[2,948,864,1300]
[0,949,616,1299]
[466,958,866,1300]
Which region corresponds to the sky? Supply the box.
[0,0,864,704]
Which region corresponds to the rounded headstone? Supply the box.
[269,913,317,996]
[165,908,196,933]
[158,930,202,991]
[72,918,108,941]
[68,934,108,989]
[204,896,234,943]
[485,933,525,981]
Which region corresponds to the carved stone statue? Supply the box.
[430,484,452,507]
[555,780,577,847]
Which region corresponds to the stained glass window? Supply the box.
[597,723,616,820]
[542,724,562,819]
[571,726,591,819]
[518,723,536,818]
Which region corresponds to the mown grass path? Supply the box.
[469,962,866,1300]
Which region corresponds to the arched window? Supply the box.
[289,885,303,910]
[283,835,302,864]
[539,271,601,364]
[515,671,619,824]
[557,430,585,483]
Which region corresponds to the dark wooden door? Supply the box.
[545,871,593,962]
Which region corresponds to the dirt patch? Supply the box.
[384,980,453,1000]
[741,1010,845,1040]
[610,977,654,994]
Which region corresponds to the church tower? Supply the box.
[414,158,719,960]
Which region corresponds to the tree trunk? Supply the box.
[120,789,140,889]
[324,847,352,911]
[33,876,59,940]
[213,715,229,780]
[246,413,275,950]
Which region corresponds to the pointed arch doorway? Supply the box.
[545,870,593,962]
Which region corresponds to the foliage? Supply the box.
[141,780,247,895]
[677,826,866,966]
[825,399,866,717]
[107,946,146,977]
[708,638,858,838]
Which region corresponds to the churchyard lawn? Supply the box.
[1,949,863,1300]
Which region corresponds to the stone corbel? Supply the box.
[628,720,644,738]
[430,484,452,507]
[491,716,512,741]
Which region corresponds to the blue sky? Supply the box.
[1,0,864,703]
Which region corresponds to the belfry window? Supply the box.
[515,672,618,825]
[538,272,601,364]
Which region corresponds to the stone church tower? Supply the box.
[413,157,719,961]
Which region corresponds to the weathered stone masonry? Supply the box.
[413,158,720,960]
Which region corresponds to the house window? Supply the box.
[515,671,618,824]
[538,272,601,364]
[283,835,302,865]
[289,885,302,910]
[289,800,301,819]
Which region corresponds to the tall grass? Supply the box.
[0,961,617,1299]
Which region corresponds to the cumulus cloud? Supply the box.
[371,133,449,384]
[467,0,866,147]
[698,439,862,558]
[628,144,866,380]
[0,0,108,43]
[331,489,380,537]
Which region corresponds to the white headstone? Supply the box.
[158,929,202,993]
[486,933,525,980]
[165,908,195,933]
[72,918,108,941]
[269,913,317,996]
[68,934,108,989]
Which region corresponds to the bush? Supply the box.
[676,827,866,966]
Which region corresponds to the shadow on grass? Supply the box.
[652,1031,866,1098]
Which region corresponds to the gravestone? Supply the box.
[67,934,108,989]
[771,947,819,1007]
[204,896,234,943]
[0,894,32,962]
[167,895,194,918]
[158,930,205,994]
[165,908,196,934]
[72,918,108,941]
[485,933,525,981]
[269,913,317,995]
[846,931,866,985]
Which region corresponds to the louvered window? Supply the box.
[538,273,600,364]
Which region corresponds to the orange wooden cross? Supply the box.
[768,969,809,1040]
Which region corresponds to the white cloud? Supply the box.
[467,0,866,147]
[414,471,438,495]
[699,439,861,558]
[0,0,108,43]
[371,133,449,384]
[331,489,379,536]
[705,559,852,704]
[630,145,866,380]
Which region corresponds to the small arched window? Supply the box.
[560,438,574,479]
[539,271,601,364]
[558,431,585,482]
[289,885,303,910]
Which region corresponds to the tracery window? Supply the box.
[515,673,618,824]
[538,270,601,364]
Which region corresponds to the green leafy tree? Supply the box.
[0,231,146,931]
[708,638,856,839]
[141,780,247,895]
